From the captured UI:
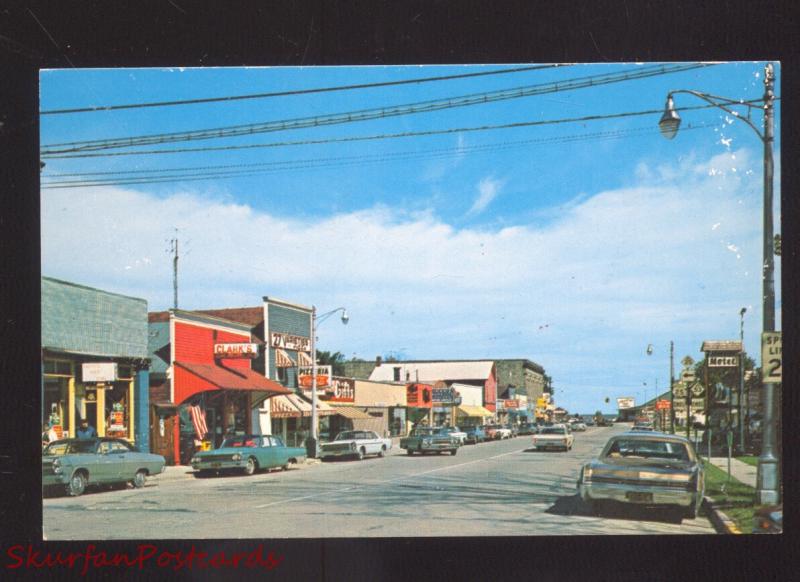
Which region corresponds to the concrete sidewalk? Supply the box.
[707,457,756,488]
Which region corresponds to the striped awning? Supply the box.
[328,405,373,420]
[270,395,302,418]
[275,349,296,368]
[297,351,313,366]
[286,393,335,417]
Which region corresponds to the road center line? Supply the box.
[253,447,529,509]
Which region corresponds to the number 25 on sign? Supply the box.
[761,332,782,383]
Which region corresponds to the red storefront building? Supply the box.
[147,309,290,465]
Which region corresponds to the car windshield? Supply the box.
[221,436,259,448]
[44,440,97,455]
[539,427,566,435]
[411,428,435,436]
[604,438,691,461]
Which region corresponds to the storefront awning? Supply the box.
[328,405,373,420]
[286,393,335,417]
[174,361,291,405]
[275,349,296,368]
[297,351,313,366]
[271,394,302,418]
[456,405,494,418]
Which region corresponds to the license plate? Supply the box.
[211,462,221,468]
[626,491,653,503]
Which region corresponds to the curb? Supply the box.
[703,496,742,534]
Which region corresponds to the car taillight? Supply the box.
[583,466,592,481]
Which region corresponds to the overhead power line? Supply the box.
[41,98,763,161]
[40,64,565,115]
[40,63,713,155]
[41,122,714,189]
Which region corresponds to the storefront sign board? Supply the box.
[82,362,118,382]
[269,331,311,352]
[708,355,738,367]
[213,343,259,359]
[617,397,635,409]
[328,377,356,403]
[406,384,432,408]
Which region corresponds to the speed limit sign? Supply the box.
[762,332,782,383]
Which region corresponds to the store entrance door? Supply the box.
[151,411,176,465]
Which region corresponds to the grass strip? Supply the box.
[702,460,758,532]
[735,455,759,468]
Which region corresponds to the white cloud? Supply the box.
[467,176,504,216]
[41,147,780,413]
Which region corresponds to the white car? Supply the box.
[319,430,392,461]
[440,426,468,445]
[532,425,574,451]
[570,421,587,432]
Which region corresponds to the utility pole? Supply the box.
[669,341,675,433]
[169,231,179,309]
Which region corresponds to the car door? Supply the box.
[260,436,281,468]
[109,439,137,481]
[365,431,380,454]
[95,440,120,482]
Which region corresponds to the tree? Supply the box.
[315,351,346,376]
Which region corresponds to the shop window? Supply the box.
[393,367,401,381]
[118,365,133,379]
[44,361,56,374]
[56,361,72,375]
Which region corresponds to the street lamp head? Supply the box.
[646,344,654,356]
[740,307,747,316]
[340,309,349,325]
[658,96,681,140]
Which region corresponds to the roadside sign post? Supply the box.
[726,429,734,485]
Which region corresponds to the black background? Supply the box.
[0,1,796,580]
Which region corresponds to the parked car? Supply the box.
[191,434,306,477]
[462,426,487,444]
[505,424,520,438]
[484,424,512,440]
[570,421,587,432]
[439,426,468,445]
[42,438,166,496]
[517,423,537,436]
[630,425,656,432]
[319,430,392,461]
[532,425,574,451]
[400,427,460,455]
[576,431,705,521]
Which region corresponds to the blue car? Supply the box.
[191,434,306,477]
[462,426,487,444]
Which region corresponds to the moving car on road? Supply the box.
[319,430,392,461]
[42,438,165,497]
[400,427,460,455]
[532,425,574,451]
[191,434,306,477]
[517,423,537,436]
[576,432,704,521]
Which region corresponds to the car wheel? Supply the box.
[66,472,87,497]
[406,449,414,456]
[282,463,290,471]
[378,446,386,458]
[243,457,257,476]
[132,470,147,489]
[450,448,458,456]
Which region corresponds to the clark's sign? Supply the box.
[269,331,311,352]
[214,343,259,359]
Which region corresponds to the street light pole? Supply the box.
[309,306,349,458]
[659,62,779,504]
[738,307,747,455]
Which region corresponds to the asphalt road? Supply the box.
[43,424,716,539]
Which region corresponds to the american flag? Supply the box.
[189,405,208,440]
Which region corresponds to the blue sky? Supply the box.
[39,62,781,414]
